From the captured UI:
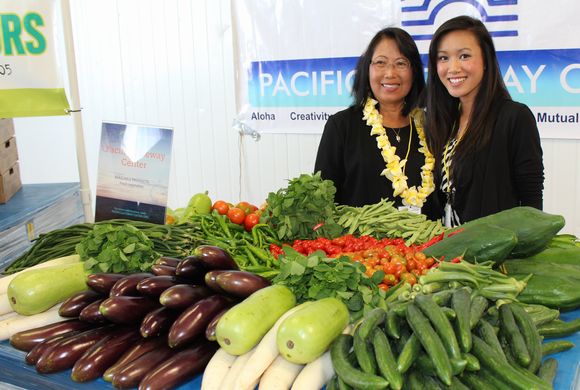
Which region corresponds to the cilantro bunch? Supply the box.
[272,247,386,319]
[76,223,160,273]
[260,172,343,241]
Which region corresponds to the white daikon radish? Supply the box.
[291,350,335,390]
[220,347,256,390]
[0,303,66,340]
[259,354,304,390]
[0,294,13,316]
[0,254,80,294]
[201,348,237,390]
[235,302,312,390]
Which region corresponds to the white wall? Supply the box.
[13,0,580,236]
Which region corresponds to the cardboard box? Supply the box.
[0,136,18,174]
[0,162,22,204]
[0,118,15,143]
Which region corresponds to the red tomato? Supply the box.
[227,207,246,224]
[236,201,252,214]
[244,213,260,231]
[212,200,230,215]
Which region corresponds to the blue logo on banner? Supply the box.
[249,48,580,108]
[401,0,519,41]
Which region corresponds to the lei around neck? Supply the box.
[362,97,435,208]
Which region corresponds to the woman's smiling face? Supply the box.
[436,29,485,106]
[369,37,413,108]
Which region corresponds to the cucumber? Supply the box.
[396,333,420,374]
[385,309,401,339]
[537,318,580,338]
[7,262,88,315]
[451,288,472,353]
[372,328,403,390]
[469,295,488,329]
[463,353,480,371]
[405,303,453,386]
[471,335,551,390]
[541,340,575,356]
[216,285,295,355]
[277,297,349,364]
[460,372,490,390]
[414,294,462,361]
[499,304,530,367]
[354,327,378,374]
[357,308,386,339]
[330,334,389,390]
[511,303,542,373]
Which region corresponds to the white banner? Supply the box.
[233,0,580,139]
[0,0,70,117]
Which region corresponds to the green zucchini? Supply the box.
[518,246,580,265]
[372,328,403,390]
[423,223,517,266]
[453,206,565,258]
[330,334,389,390]
[405,303,453,385]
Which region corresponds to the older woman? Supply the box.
[314,27,437,218]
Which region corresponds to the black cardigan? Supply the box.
[434,99,544,223]
[314,105,438,220]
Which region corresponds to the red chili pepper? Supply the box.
[312,222,325,231]
[451,257,462,263]
[447,228,465,238]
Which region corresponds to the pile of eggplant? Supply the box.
[9,245,271,390]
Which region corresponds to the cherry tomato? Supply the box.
[244,213,260,231]
[212,200,230,215]
[227,207,246,224]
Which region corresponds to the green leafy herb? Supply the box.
[272,247,385,318]
[76,223,160,274]
[260,172,343,241]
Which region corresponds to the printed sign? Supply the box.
[233,0,580,139]
[95,122,173,225]
[0,0,70,117]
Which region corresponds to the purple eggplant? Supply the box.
[109,273,154,297]
[103,336,166,382]
[150,264,176,276]
[138,339,218,390]
[35,326,114,373]
[205,307,229,341]
[174,256,206,281]
[140,306,180,338]
[87,273,126,294]
[193,245,239,270]
[58,290,104,317]
[203,270,224,293]
[154,256,182,267]
[111,346,176,389]
[215,270,271,298]
[79,299,108,324]
[71,327,141,382]
[136,275,181,296]
[99,296,160,324]
[167,294,232,348]
[159,284,212,310]
[10,319,93,352]
[25,331,84,365]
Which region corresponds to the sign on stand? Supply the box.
[95,122,173,225]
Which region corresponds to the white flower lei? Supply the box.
[362,97,435,208]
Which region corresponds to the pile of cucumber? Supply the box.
[329,287,570,390]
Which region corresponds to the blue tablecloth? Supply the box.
[1,311,579,389]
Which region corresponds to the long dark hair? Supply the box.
[424,16,510,163]
[352,27,425,117]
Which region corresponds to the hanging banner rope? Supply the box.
[0,0,70,117]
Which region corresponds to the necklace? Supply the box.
[388,127,402,143]
[363,97,435,208]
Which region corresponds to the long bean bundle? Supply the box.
[336,199,445,245]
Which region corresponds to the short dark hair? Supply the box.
[352,27,425,117]
[424,15,511,161]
